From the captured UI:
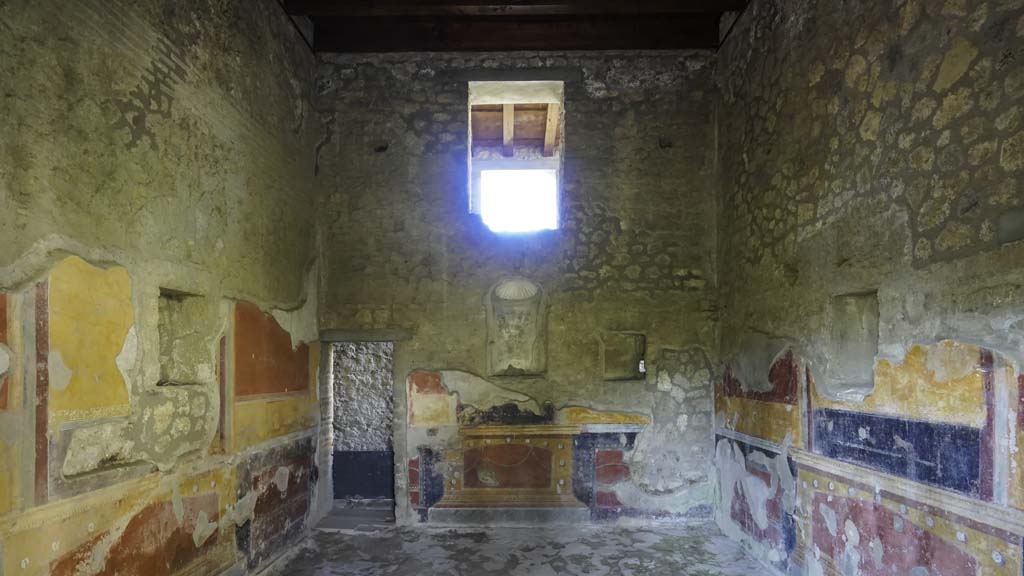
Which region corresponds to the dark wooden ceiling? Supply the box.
[282,1,749,53]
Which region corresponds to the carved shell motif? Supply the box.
[493,278,540,301]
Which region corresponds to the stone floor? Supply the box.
[276,507,764,576]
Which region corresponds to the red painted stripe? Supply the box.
[1018,375,1023,436]
[34,281,49,505]
[216,335,226,452]
[979,349,995,502]
[805,366,814,453]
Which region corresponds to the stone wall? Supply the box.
[333,342,394,451]
[315,52,721,523]
[715,0,1024,573]
[0,1,326,574]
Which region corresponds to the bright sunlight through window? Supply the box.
[480,169,559,233]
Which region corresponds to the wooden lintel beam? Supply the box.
[502,104,515,157]
[286,0,748,17]
[543,102,559,156]
[313,14,721,52]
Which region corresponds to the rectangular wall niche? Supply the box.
[602,332,646,381]
[826,291,879,398]
[158,289,209,386]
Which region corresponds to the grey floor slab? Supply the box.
[276,520,765,575]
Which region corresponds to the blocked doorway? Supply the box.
[332,342,395,501]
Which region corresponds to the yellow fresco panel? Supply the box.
[717,395,803,448]
[231,339,318,452]
[409,393,456,427]
[0,437,14,517]
[815,342,986,428]
[560,406,650,425]
[233,395,317,451]
[48,256,133,426]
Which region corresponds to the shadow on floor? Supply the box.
[316,499,396,532]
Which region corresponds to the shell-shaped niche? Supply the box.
[492,277,540,301]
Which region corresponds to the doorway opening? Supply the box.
[331,341,395,523]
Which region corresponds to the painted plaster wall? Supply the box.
[715,0,1024,573]
[315,52,721,523]
[0,0,326,574]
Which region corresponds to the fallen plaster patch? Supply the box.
[172,486,185,524]
[440,370,541,414]
[62,421,135,476]
[232,491,258,525]
[274,466,291,493]
[150,401,176,436]
[656,370,672,392]
[923,340,980,382]
[71,497,150,576]
[271,268,319,349]
[807,547,826,576]
[715,436,796,564]
[115,326,138,390]
[48,350,73,391]
[0,344,9,378]
[878,311,1024,379]
[610,477,715,514]
[192,510,218,547]
[136,387,213,471]
[218,490,258,536]
[870,535,884,569]
[728,333,793,392]
[819,503,838,537]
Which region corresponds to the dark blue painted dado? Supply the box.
[572,432,637,509]
[333,450,394,499]
[812,408,982,497]
[418,447,446,509]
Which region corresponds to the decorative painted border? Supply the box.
[792,449,1024,544]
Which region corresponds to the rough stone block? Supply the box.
[997,206,1024,246]
[158,290,216,387]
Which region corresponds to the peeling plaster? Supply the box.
[274,466,290,493]
[62,422,136,477]
[191,510,217,548]
[611,478,715,513]
[271,268,319,350]
[819,503,838,537]
[116,326,138,390]
[0,344,9,379]
[172,486,185,523]
[439,371,540,414]
[48,350,73,391]
[228,491,258,527]
[715,436,796,566]
[728,333,792,392]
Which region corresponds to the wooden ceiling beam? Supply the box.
[285,0,747,17]
[502,104,515,156]
[543,102,559,156]
[313,14,720,52]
